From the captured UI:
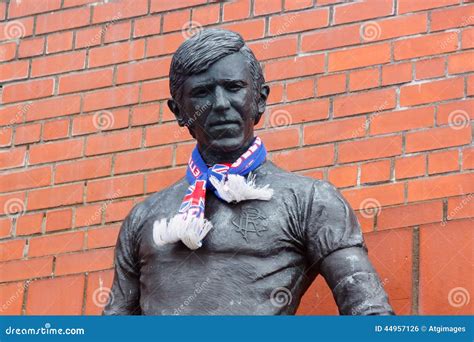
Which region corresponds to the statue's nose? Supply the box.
[213,86,231,111]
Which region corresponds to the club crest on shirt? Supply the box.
[231,207,268,242]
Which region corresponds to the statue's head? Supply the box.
[168,28,270,158]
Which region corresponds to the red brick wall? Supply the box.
[0,0,472,315]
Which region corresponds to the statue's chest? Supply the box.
[202,198,285,254]
[139,195,301,261]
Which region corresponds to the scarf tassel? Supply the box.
[153,215,213,250]
[209,173,273,203]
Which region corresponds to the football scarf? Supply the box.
[153,137,273,250]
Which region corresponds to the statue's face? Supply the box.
[178,52,260,155]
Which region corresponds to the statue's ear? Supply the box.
[168,99,196,139]
[168,99,187,127]
[255,84,270,125]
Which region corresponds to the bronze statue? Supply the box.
[103,29,394,315]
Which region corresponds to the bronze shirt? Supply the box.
[103,161,394,315]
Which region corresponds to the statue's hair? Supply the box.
[169,28,265,102]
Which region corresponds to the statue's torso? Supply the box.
[104,161,393,316]
[134,162,319,315]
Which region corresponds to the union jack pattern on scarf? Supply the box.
[209,164,230,183]
[179,179,207,218]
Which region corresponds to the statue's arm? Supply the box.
[320,246,394,315]
[102,209,142,315]
[303,180,394,315]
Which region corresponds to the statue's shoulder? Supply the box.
[259,160,330,190]
[259,161,345,206]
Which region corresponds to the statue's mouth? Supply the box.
[208,121,241,130]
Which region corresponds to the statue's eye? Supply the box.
[191,88,209,97]
[226,82,243,92]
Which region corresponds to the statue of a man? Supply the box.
[103,29,394,315]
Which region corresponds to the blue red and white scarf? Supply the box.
[153,137,273,250]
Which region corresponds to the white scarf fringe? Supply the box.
[153,215,213,250]
[153,173,273,250]
[209,173,273,202]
